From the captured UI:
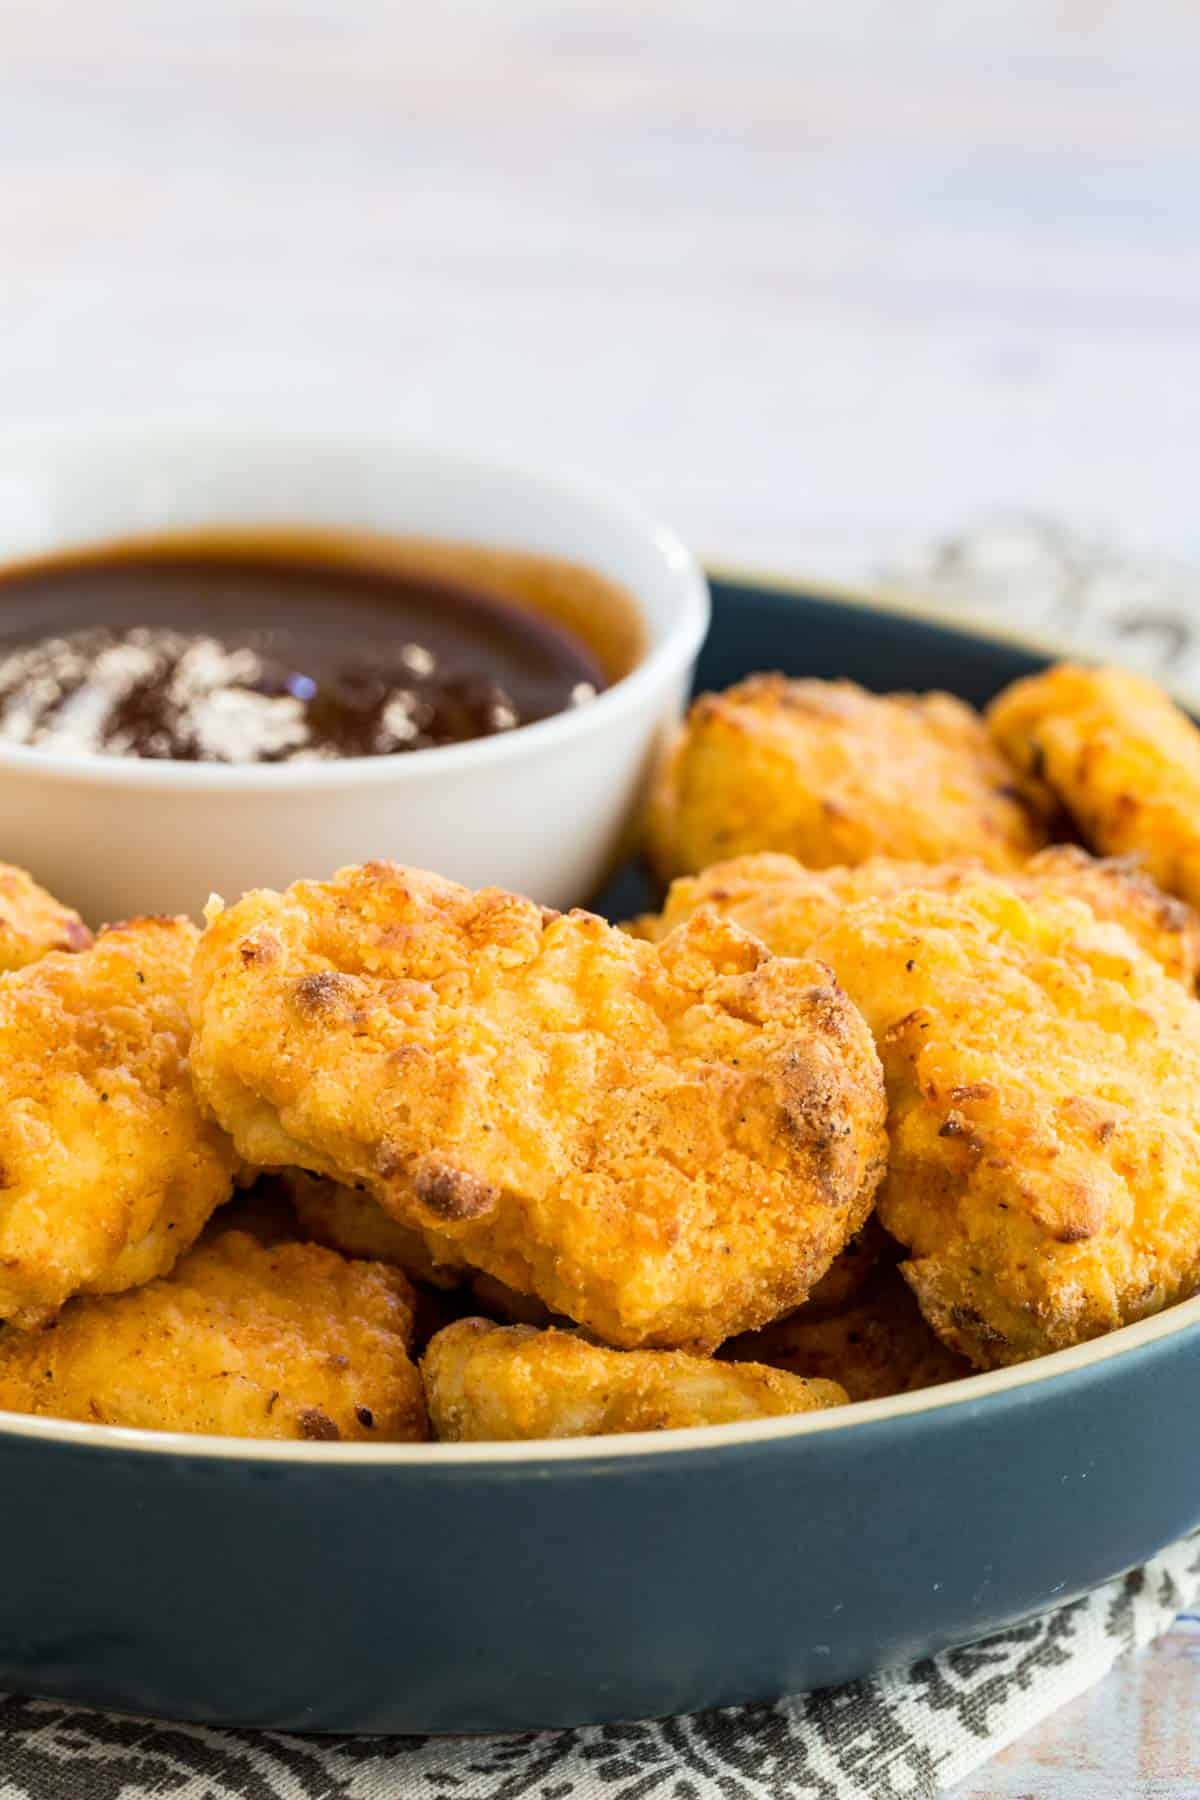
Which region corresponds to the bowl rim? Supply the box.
[1,561,1196,1466]
[0,425,710,791]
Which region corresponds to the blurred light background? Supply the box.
[3,1,1198,580]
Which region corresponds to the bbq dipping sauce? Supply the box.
[0,530,643,765]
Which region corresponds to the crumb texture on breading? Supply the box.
[1022,845,1200,987]
[189,862,887,1350]
[724,1269,969,1403]
[638,845,1200,987]
[0,1230,427,1441]
[989,662,1200,909]
[284,1169,465,1289]
[800,1213,898,1312]
[0,863,91,973]
[0,917,239,1324]
[422,1318,847,1440]
[807,878,1200,1367]
[645,675,1050,882]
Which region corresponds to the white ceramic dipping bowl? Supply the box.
[0,430,709,922]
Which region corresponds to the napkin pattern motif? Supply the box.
[882,514,1200,695]
[1,1534,1196,1800]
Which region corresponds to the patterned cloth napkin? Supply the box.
[882,513,1200,699]
[6,520,1199,1799]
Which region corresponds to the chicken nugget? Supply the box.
[989,662,1200,909]
[0,1230,426,1440]
[0,863,91,972]
[1022,844,1200,987]
[635,853,927,949]
[806,878,1200,1367]
[724,1270,969,1403]
[645,675,1049,883]
[283,1170,551,1339]
[0,917,238,1324]
[802,1213,897,1312]
[284,1169,465,1289]
[466,1271,558,1328]
[190,863,887,1350]
[423,1318,846,1440]
[638,846,1200,987]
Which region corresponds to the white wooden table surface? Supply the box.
[3,3,1199,1789]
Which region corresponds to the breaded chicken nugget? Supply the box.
[645,675,1049,883]
[283,1171,549,1336]
[989,663,1200,909]
[190,863,887,1350]
[0,918,238,1325]
[634,854,923,949]
[1023,845,1200,987]
[638,846,1200,987]
[466,1272,558,1328]
[284,1170,465,1289]
[0,863,91,972]
[807,879,1200,1367]
[423,1318,847,1440]
[724,1271,969,1403]
[0,1230,427,1441]
[802,1213,897,1312]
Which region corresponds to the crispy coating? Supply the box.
[1023,845,1200,987]
[423,1318,847,1440]
[0,863,91,972]
[635,853,923,949]
[0,918,239,1325]
[645,675,1049,883]
[284,1170,465,1290]
[467,1271,558,1328]
[989,663,1200,910]
[637,846,1200,987]
[189,863,887,1350]
[724,1271,969,1403]
[803,1213,897,1312]
[806,878,1200,1367]
[283,1171,551,1336]
[0,1230,427,1441]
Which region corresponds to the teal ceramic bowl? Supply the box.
[2,570,1198,1732]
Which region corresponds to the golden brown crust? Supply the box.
[645,675,1049,883]
[807,878,1200,1367]
[638,845,1200,987]
[282,1171,554,1335]
[189,862,888,1350]
[989,663,1200,909]
[0,917,238,1324]
[283,1170,466,1289]
[422,1318,847,1440]
[0,1230,427,1440]
[802,1213,898,1312]
[724,1271,969,1402]
[466,1271,558,1328]
[1023,844,1200,987]
[0,863,91,973]
[636,854,928,951]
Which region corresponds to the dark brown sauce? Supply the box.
[0,534,622,764]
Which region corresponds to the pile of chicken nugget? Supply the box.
[4,657,1200,1445]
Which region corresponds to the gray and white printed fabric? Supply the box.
[6,521,1199,1798]
[882,514,1200,700]
[4,1538,1199,1800]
